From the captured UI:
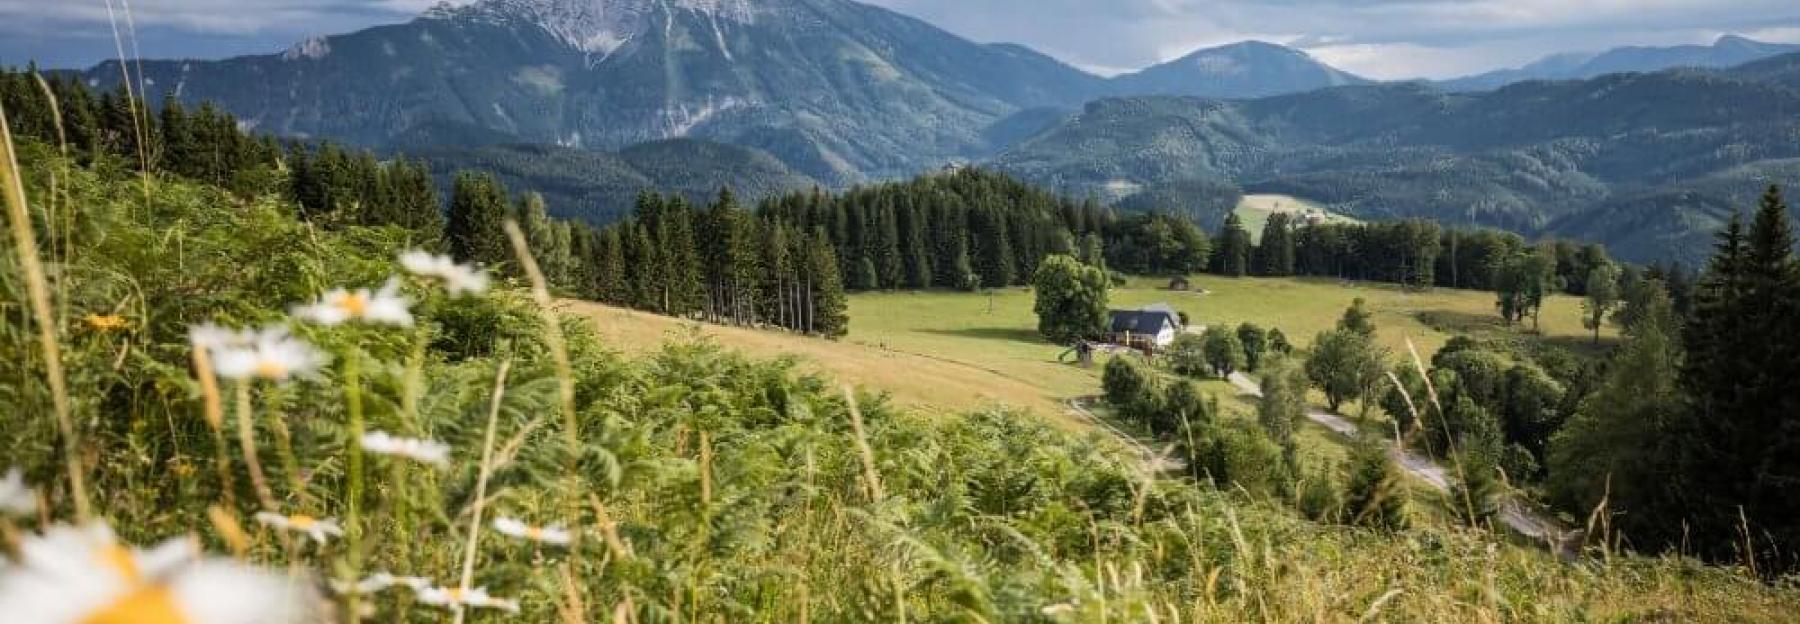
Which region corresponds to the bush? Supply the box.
[1165,332,1210,378]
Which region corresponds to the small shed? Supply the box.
[1167,276,1191,291]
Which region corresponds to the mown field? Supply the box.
[575,274,1616,422]
[1234,193,1358,243]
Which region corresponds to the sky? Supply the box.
[2,0,1799,79]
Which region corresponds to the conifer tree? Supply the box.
[1343,438,1408,530]
[446,172,510,269]
[807,229,850,337]
[1213,212,1252,277]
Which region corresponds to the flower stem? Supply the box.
[344,348,365,624]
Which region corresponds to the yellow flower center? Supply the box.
[288,515,316,530]
[334,292,369,317]
[81,586,187,624]
[525,526,543,540]
[255,360,288,380]
[447,588,466,602]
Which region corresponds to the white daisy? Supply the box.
[416,585,520,614]
[292,278,413,327]
[360,431,451,467]
[0,522,316,624]
[492,517,573,547]
[0,467,37,516]
[252,513,343,545]
[333,572,434,595]
[211,327,328,383]
[399,251,489,296]
[187,323,255,352]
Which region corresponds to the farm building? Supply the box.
[1107,304,1182,348]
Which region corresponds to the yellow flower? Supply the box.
[84,314,128,332]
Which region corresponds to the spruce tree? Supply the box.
[1343,438,1408,530]
[807,229,850,337]
[1674,186,1800,572]
[446,172,510,269]
[1213,212,1251,277]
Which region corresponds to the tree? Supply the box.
[1212,212,1252,277]
[1256,212,1297,276]
[1581,261,1621,344]
[1031,255,1110,344]
[1165,333,1211,378]
[1267,328,1293,356]
[1546,280,1682,536]
[1342,438,1408,530]
[1337,298,1376,337]
[1201,326,1247,377]
[1257,357,1308,467]
[1237,323,1268,372]
[1668,185,1800,573]
[1493,249,1553,327]
[1304,329,1386,413]
[1448,449,1501,527]
[446,172,510,269]
[805,229,850,338]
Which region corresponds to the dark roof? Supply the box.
[1108,309,1179,335]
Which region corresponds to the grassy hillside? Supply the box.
[1234,194,1358,243]
[578,274,1615,417]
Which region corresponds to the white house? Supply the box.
[1106,303,1182,347]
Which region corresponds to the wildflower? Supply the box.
[292,278,413,327]
[211,327,327,383]
[416,585,520,614]
[0,467,37,516]
[0,522,315,623]
[253,512,343,545]
[493,517,573,546]
[188,323,254,352]
[400,250,489,296]
[83,314,129,332]
[360,431,451,467]
[333,572,434,595]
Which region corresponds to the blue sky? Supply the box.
[3,0,1798,79]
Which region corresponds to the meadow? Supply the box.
[580,274,1615,420]
[1233,193,1358,243]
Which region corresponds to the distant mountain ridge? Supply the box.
[84,0,1106,185]
[1441,35,1800,92]
[77,0,1382,187]
[992,61,1800,264]
[1107,41,1367,98]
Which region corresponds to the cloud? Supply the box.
[3,0,1798,77]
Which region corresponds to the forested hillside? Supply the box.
[995,65,1800,265]
[411,140,820,224]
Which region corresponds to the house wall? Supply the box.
[1155,325,1176,346]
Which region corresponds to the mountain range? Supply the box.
[1439,35,1800,92]
[67,0,1800,265]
